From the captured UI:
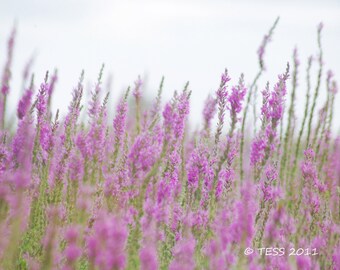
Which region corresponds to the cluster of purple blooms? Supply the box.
[0,20,339,270]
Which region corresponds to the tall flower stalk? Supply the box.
[306,23,324,148]
[239,17,279,181]
[0,26,16,129]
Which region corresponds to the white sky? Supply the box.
[1,0,340,132]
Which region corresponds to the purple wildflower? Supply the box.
[87,214,128,270]
[133,75,143,99]
[113,97,128,149]
[227,74,247,117]
[202,94,217,131]
[17,88,33,120]
[1,26,16,95]
[140,246,158,270]
[169,234,196,270]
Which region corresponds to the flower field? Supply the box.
[0,19,339,269]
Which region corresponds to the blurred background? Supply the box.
[1,0,339,131]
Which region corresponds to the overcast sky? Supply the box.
[1,0,339,131]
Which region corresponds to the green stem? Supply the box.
[306,28,323,148]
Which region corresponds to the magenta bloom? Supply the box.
[203,94,217,129]
[113,97,128,145]
[169,235,196,270]
[133,75,143,99]
[296,256,312,270]
[17,89,33,120]
[1,26,16,95]
[87,214,128,270]
[140,246,158,270]
[64,245,81,262]
[250,137,267,165]
[227,75,247,116]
